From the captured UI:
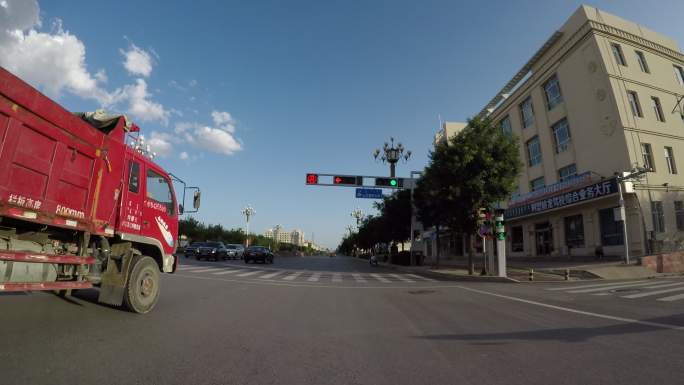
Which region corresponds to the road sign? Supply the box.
[355,188,383,199]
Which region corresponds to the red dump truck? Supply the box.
[0,67,200,313]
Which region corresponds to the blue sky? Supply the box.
[3,1,684,248]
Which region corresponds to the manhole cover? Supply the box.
[408,290,436,295]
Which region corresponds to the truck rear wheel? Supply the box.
[123,256,160,314]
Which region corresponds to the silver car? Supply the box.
[225,244,244,260]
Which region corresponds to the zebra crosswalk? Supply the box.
[175,265,438,285]
[546,278,684,302]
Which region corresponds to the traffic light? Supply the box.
[375,177,403,188]
[494,209,505,240]
[306,173,318,184]
[333,175,363,186]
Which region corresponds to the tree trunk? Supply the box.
[435,224,441,268]
[467,233,474,275]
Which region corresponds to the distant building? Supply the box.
[264,227,305,246]
[433,121,467,146]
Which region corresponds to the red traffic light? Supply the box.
[333,175,362,185]
[306,173,319,184]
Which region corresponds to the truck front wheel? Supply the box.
[123,256,160,314]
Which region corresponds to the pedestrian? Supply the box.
[595,244,604,260]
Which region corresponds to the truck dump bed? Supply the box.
[0,67,129,235]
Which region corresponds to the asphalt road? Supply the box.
[1,255,683,385]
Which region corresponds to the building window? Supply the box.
[627,91,642,117]
[675,201,684,231]
[511,226,524,252]
[526,136,542,166]
[530,176,545,191]
[551,118,571,153]
[651,201,665,233]
[611,43,626,66]
[564,215,585,248]
[651,97,665,122]
[674,65,684,85]
[599,207,624,246]
[642,143,655,171]
[520,97,535,128]
[558,163,577,182]
[665,146,677,174]
[543,75,563,110]
[499,115,512,136]
[635,51,649,73]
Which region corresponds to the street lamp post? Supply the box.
[615,166,648,265]
[351,208,364,227]
[373,137,412,178]
[241,205,255,247]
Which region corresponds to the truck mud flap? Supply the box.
[98,242,134,307]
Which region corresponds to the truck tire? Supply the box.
[123,256,160,314]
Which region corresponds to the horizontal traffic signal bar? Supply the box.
[304,173,414,189]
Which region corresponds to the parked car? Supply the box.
[184,242,205,258]
[244,246,274,264]
[196,241,228,261]
[225,244,244,260]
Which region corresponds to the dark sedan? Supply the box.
[244,246,274,264]
[184,242,205,258]
[195,241,228,261]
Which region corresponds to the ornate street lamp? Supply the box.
[241,205,255,247]
[351,207,364,227]
[373,137,412,177]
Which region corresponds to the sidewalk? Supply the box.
[382,255,679,281]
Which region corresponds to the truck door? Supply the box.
[141,165,178,255]
[118,157,143,235]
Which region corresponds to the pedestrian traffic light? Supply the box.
[306,173,318,184]
[333,175,363,186]
[494,209,505,240]
[375,177,403,188]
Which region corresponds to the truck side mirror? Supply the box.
[193,191,201,209]
[179,204,184,215]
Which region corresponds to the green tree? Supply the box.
[413,117,521,270]
[375,189,412,248]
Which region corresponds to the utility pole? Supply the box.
[615,166,648,265]
[408,171,422,266]
[241,205,255,247]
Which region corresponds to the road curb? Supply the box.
[380,263,519,283]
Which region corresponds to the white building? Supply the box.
[264,226,305,246]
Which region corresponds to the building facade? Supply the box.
[492,5,684,258]
[432,5,684,259]
[264,227,305,246]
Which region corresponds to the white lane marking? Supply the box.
[546,280,651,291]
[178,266,212,271]
[388,273,415,283]
[370,273,391,283]
[282,272,303,281]
[191,268,222,273]
[621,286,684,299]
[307,272,321,282]
[642,282,684,289]
[406,274,437,282]
[332,273,343,282]
[352,273,367,283]
[658,293,684,302]
[213,269,243,275]
[567,281,666,294]
[237,270,263,277]
[259,271,283,279]
[455,285,684,331]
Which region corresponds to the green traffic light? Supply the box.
[390,179,397,186]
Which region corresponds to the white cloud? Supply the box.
[192,125,242,155]
[175,111,242,156]
[179,151,189,160]
[188,79,198,87]
[148,131,174,157]
[112,79,169,124]
[0,1,171,125]
[120,44,153,77]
